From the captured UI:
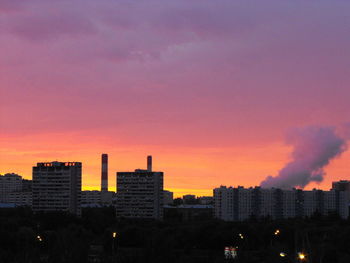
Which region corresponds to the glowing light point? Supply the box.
[298,252,306,260]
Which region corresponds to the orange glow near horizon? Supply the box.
[2,0,350,199]
[1,132,349,198]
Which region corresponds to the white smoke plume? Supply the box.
[260,126,347,189]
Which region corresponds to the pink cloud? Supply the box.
[9,13,96,41]
[0,0,24,13]
[1,0,350,150]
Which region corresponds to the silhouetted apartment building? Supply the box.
[332,180,350,214]
[22,179,32,192]
[332,180,350,192]
[81,190,101,207]
[116,156,163,219]
[0,173,33,206]
[6,191,32,206]
[0,173,22,202]
[214,186,349,221]
[163,190,174,205]
[81,190,115,207]
[198,196,214,205]
[32,162,82,215]
[183,194,196,204]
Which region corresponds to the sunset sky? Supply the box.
[1,0,350,197]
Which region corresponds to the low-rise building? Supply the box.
[198,196,213,205]
[0,173,32,206]
[183,194,196,204]
[163,190,174,205]
[81,191,101,207]
[0,173,22,202]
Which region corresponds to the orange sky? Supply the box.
[1,0,350,198]
[1,132,348,197]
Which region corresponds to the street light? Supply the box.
[238,233,244,239]
[112,232,118,261]
[298,252,306,261]
[274,229,280,235]
[279,252,286,257]
[37,235,42,242]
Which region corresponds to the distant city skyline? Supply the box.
[1,151,348,198]
[1,0,350,197]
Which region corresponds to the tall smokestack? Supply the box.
[147,155,152,171]
[101,154,108,191]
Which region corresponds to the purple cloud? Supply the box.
[9,12,96,41]
[1,0,350,149]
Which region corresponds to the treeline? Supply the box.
[0,207,349,262]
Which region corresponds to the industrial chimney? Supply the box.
[101,154,108,191]
[147,155,152,171]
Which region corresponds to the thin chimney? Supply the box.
[147,155,152,171]
[101,154,108,191]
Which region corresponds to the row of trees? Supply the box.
[0,207,349,262]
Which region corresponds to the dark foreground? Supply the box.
[0,207,349,263]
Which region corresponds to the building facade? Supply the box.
[6,191,32,206]
[0,173,32,206]
[214,186,349,221]
[198,196,214,205]
[32,162,82,215]
[22,179,32,192]
[0,173,22,202]
[116,156,163,219]
[81,190,101,207]
[332,180,350,192]
[81,190,115,207]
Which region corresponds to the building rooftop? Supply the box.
[165,204,213,209]
[36,162,82,167]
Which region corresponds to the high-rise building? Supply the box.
[101,154,108,192]
[332,180,350,207]
[332,180,350,192]
[32,161,82,215]
[214,186,349,221]
[116,156,163,219]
